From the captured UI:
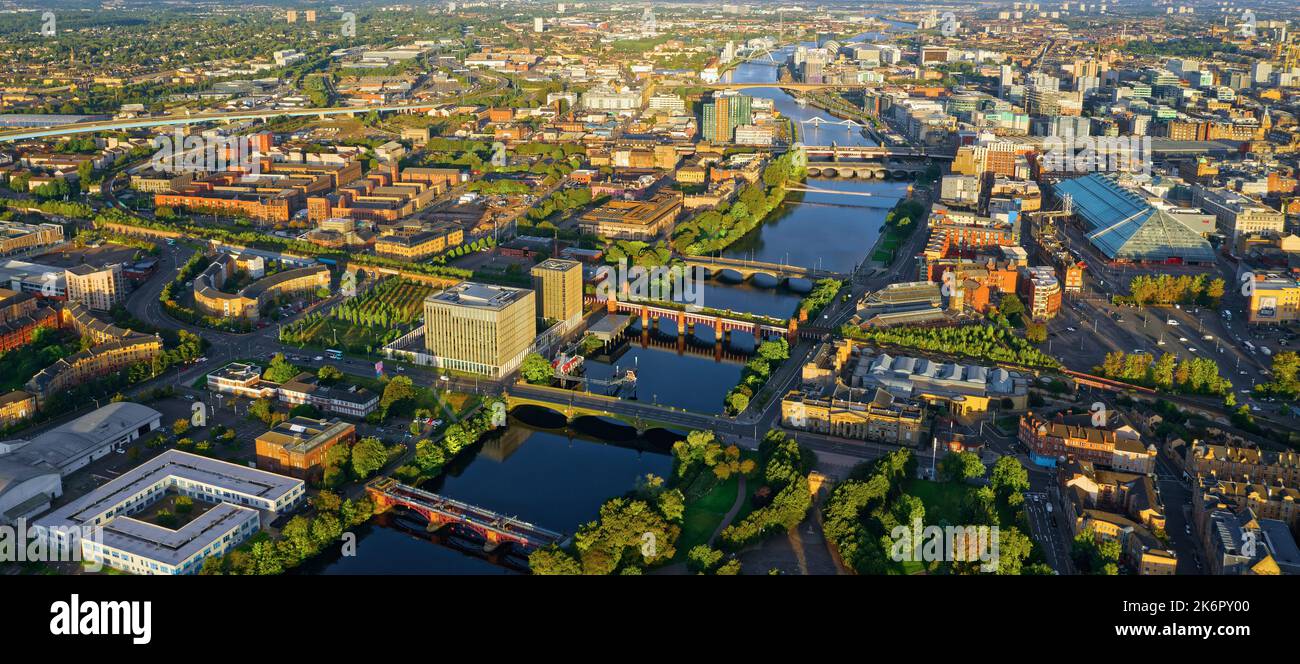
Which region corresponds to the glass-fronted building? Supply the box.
[1053,173,1216,264]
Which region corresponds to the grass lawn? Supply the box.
[675,475,741,559]
[903,478,975,526]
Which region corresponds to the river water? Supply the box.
[309,31,916,575]
[304,422,675,574]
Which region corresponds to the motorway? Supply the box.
[0,71,509,143]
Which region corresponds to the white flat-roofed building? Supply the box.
[35,449,304,575]
[206,361,278,399]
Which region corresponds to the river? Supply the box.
[309,28,916,574]
[304,422,675,574]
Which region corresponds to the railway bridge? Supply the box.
[590,295,798,343]
[367,478,568,553]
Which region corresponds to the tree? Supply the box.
[1025,322,1047,343]
[172,418,190,436]
[687,545,724,574]
[726,391,749,415]
[379,375,416,417]
[939,451,985,483]
[350,437,388,479]
[263,353,300,383]
[317,365,343,384]
[248,398,278,426]
[994,526,1034,575]
[989,456,1029,507]
[998,294,1025,318]
[529,546,582,575]
[520,352,554,385]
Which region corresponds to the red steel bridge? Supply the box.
[367,478,568,552]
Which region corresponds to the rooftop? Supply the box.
[35,450,302,568]
[426,281,531,310]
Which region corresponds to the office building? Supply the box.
[1244,272,1300,324]
[276,373,378,419]
[34,450,304,575]
[531,258,583,329]
[255,416,356,481]
[0,221,63,256]
[423,282,536,377]
[1190,185,1285,241]
[701,91,753,143]
[577,192,681,240]
[206,361,279,399]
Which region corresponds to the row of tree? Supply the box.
[1120,274,1225,307]
[724,338,790,415]
[842,322,1061,369]
[199,491,374,575]
[671,151,804,256]
[1097,351,1232,396]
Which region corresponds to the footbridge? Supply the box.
[367,478,567,553]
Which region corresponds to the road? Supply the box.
[0,72,511,143]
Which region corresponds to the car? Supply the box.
[1066,326,1077,333]
[1203,335,1214,341]
[1179,337,1188,342]
[1167,319,1179,326]
[313,356,323,361]
[1240,370,1249,376]
[184,394,195,401]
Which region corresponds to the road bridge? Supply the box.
[0,102,445,142]
[678,255,847,281]
[800,145,954,161]
[705,82,882,92]
[803,161,927,179]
